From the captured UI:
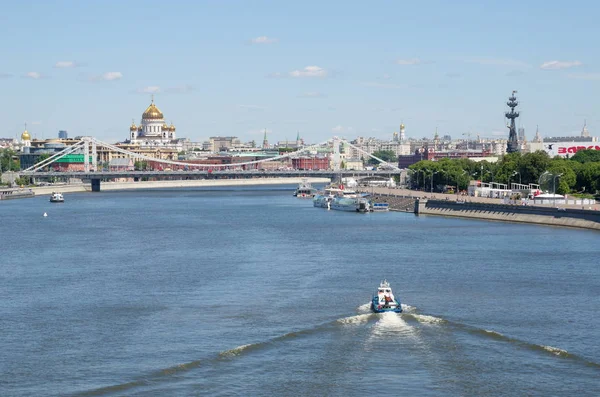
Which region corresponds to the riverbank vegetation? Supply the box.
[408,149,600,197]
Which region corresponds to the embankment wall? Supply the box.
[28,178,331,196]
[416,199,600,231]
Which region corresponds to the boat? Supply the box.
[371,202,390,212]
[313,183,361,209]
[49,192,64,203]
[293,179,316,198]
[371,280,402,313]
[330,196,371,212]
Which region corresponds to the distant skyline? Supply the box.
[1,0,598,143]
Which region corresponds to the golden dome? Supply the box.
[130,121,138,131]
[169,123,176,132]
[162,123,169,130]
[21,130,31,140]
[400,123,405,130]
[142,101,164,120]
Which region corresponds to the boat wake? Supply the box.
[405,313,446,325]
[371,312,414,337]
[337,313,373,325]
[73,305,599,396]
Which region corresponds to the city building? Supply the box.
[58,130,68,139]
[207,136,242,152]
[292,157,329,170]
[527,122,598,158]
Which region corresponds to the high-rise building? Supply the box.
[581,120,590,137]
[518,127,525,142]
[58,130,68,139]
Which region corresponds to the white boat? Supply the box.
[371,280,402,313]
[371,203,390,212]
[49,192,64,203]
[313,183,371,212]
[293,179,316,198]
[330,196,370,212]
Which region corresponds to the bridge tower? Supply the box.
[82,137,98,172]
[505,91,520,153]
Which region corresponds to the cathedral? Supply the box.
[128,97,177,146]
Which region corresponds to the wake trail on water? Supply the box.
[73,311,379,396]
[402,309,600,369]
[371,312,415,337]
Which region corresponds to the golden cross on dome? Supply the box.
[151,94,154,104]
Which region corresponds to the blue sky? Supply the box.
[1,0,598,144]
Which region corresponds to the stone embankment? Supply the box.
[361,187,600,231]
[366,194,416,212]
[416,199,600,231]
[25,177,330,196]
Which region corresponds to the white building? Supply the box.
[128,98,177,146]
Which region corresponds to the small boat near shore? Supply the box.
[371,280,402,313]
[313,183,370,212]
[49,192,64,203]
[293,179,316,198]
[371,202,389,212]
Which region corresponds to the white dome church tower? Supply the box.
[129,96,176,146]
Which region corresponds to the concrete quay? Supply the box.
[362,187,600,231]
[23,177,331,196]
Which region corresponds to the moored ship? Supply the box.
[293,179,316,198]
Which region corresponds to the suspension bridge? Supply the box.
[15,136,405,191]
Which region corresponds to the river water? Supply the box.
[1,186,599,396]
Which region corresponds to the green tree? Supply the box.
[1,149,20,172]
[570,149,600,164]
[520,151,551,186]
[134,160,148,170]
[368,150,397,165]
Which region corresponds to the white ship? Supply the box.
[313,184,370,212]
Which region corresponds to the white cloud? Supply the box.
[298,91,326,98]
[250,36,278,44]
[54,61,79,68]
[396,58,422,65]
[289,66,327,78]
[139,86,160,93]
[102,72,122,81]
[89,72,122,82]
[332,125,344,132]
[0,72,12,78]
[164,84,194,93]
[24,72,43,79]
[382,73,392,79]
[568,72,600,80]
[540,60,582,70]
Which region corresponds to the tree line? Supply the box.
[408,150,600,197]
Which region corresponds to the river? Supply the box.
[1,185,598,396]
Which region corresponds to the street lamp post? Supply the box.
[512,171,521,185]
[553,173,563,207]
[430,170,439,193]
